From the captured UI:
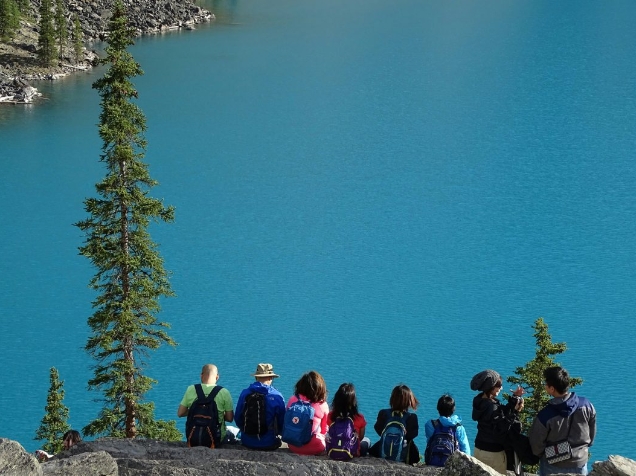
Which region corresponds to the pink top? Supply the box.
[286,394,330,456]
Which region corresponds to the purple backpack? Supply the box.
[326,417,359,461]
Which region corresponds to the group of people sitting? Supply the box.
[177,363,596,476]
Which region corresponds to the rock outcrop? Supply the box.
[0,438,42,476]
[41,451,117,476]
[50,439,439,475]
[2,437,635,476]
[68,0,213,43]
[591,455,636,476]
[439,451,505,476]
[0,76,42,103]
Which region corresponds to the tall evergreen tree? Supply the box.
[507,317,583,431]
[54,0,67,60]
[75,0,180,440]
[72,13,83,64]
[37,0,55,65]
[0,0,20,40]
[34,367,71,454]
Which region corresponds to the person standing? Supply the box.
[471,369,524,474]
[234,363,286,450]
[528,366,596,476]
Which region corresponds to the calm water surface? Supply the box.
[1,0,635,461]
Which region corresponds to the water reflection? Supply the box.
[0,102,35,127]
[199,0,239,25]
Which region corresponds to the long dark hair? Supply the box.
[330,383,359,419]
[63,430,82,448]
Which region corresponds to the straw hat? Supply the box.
[252,363,279,378]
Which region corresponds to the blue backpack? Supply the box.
[281,395,315,446]
[424,419,459,467]
[379,411,408,461]
[326,417,359,460]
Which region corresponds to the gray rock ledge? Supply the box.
[2,437,635,476]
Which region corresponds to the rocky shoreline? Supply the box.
[1,437,636,476]
[0,0,214,104]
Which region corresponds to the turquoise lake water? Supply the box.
[1,0,636,462]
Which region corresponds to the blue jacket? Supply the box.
[234,382,285,449]
[424,415,471,456]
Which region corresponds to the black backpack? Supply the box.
[186,384,223,448]
[242,391,268,436]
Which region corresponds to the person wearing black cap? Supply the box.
[471,369,524,474]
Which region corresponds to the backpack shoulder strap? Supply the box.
[391,410,406,422]
[209,385,223,402]
[194,384,206,401]
[432,419,440,429]
[195,384,223,404]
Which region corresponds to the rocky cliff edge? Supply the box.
[1,437,636,476]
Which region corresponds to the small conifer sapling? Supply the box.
[34,367,71,454]
[507,317,582,430]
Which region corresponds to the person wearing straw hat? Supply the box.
[235,363,286,450]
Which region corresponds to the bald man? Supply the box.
[178,364,234,446]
